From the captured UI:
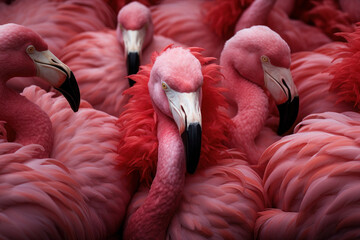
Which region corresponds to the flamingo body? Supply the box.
[256,111,360,239]
[0,87,135,239]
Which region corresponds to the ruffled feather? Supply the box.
[116,45,237,186]
[203,0,254,39]
[327,24,360,110]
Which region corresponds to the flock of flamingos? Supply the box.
[1,0,360,239]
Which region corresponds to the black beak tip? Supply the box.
[56,71,80,112]
[127,52,140,87]
[182,123,202,174]
[277,96,299,135]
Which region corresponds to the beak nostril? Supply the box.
[51,59,58,64]
[181,105,187,127]
[282,79,292,100]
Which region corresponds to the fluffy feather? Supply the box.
[256,111,360,239]
[302,0,354,41]
[203,0,254,39]
[327,24,360,109]
[116,45,236,186]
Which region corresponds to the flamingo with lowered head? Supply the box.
[219,25,299,165]
[255,24,360,239]
[0,23,135,239]
[61,1,183,116]
[117,46,266,239]
[1,0,115,92]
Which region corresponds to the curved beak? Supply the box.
[127,52,140,87]
[29,49,80,112]
[122,27,146,87]
[166,89,202,174]
[262,57,299,135]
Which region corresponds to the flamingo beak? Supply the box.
[122,27,146,87]
[166,89,202,174]
[29,49,80,112]
[261,56,299,135]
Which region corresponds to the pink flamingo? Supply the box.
[116,46,265,239]
[219,25,299,165]
[0,23,135,239]
[255,25,360,239]
[2,0,115,92]
[61,1,183,116]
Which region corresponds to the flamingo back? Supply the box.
[256,111,360,239]
[18,86,135,239]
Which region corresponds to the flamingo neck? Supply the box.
[235,0,276,31]
[223,66,269,164]
[124,107,185,239]
[0,81,53,158]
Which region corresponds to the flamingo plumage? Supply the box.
[1,0,115,92]
[278,0,355,41]
[151,0,331,63]
[150,0,232,60]
[0,23,135,239]
[291,24,360,126]
[0,0,115,56]
[219,25,299,165]
[105,0,160,13]
[116,46,265,239]
[233,0,332,52]
[256,111,360,239]
[339,0,360,22]
[60,1,183,116]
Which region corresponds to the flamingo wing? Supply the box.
[257,111,360,239]
[60,30,130,117]
[12,86,136,239]
[169,159,265,239]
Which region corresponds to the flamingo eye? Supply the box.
[26,45,35,54]
[162,82,168,90]
[261,56,269,62]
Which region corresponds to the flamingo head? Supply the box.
[117,1,154,86]
[221,25,299,135]
[0,24,80,112]
[148,47,203,174]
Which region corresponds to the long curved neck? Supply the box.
[222,64,269,165]
[124,108,185,239]
[0,81,53,158]
[235,0,276,31]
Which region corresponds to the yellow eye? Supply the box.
[261,56,269,62]
[162,82,168,90]
[26,45,35,54]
